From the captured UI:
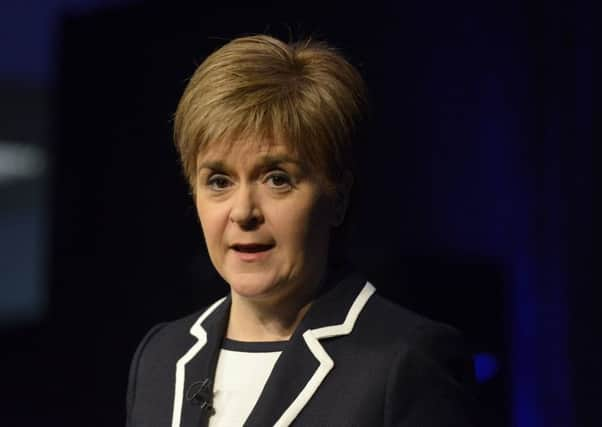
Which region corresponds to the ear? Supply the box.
[331,171,353,227]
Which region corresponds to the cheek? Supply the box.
[196,204,227,250]
[273,197,332,251]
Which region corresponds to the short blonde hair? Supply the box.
[173,34,367,194]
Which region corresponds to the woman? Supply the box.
[126,35,478,427]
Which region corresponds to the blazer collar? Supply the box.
[172,268,375,427]
[172,296,230,427]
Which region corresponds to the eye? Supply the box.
[206,174,232,191]
[265,172,292,190]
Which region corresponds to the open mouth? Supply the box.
[232,243,275,253]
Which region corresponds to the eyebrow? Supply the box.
[197,154,302,173]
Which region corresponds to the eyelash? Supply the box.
[205,171,293,192]
[206,175,231,191]
[265,172,292,189]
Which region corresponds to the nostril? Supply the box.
[235,216,262,230]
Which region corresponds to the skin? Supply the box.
[194,139,349,341]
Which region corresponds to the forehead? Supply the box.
[196,138,303,167]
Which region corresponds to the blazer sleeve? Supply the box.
[384,323,481,427]
[125,323,167,427]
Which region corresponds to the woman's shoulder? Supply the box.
[359,293,479,425]
[359,290,470,363]
[317,268,470,363]
[132,299,227,361]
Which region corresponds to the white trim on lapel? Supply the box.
[171,297,227,427]
[273,282,376,427]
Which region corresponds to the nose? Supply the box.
[229,184,263,229]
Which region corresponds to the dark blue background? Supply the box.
[0,1,595,426]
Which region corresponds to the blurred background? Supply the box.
[0,0,595,426]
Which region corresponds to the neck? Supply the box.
[226,270,330,342]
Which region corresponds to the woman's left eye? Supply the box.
[265,172,292,189]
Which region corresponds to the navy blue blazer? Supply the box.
[126,271,479,426]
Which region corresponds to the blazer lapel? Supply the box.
[172,296,230,427]
[244,271,376,427]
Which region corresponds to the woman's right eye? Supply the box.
[206,175,232,191]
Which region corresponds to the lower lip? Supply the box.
[233,247,274,262]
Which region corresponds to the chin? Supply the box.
[224,271,284,300]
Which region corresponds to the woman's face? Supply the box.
[194,139,337,305]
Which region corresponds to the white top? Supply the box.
[209,339,286,427]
